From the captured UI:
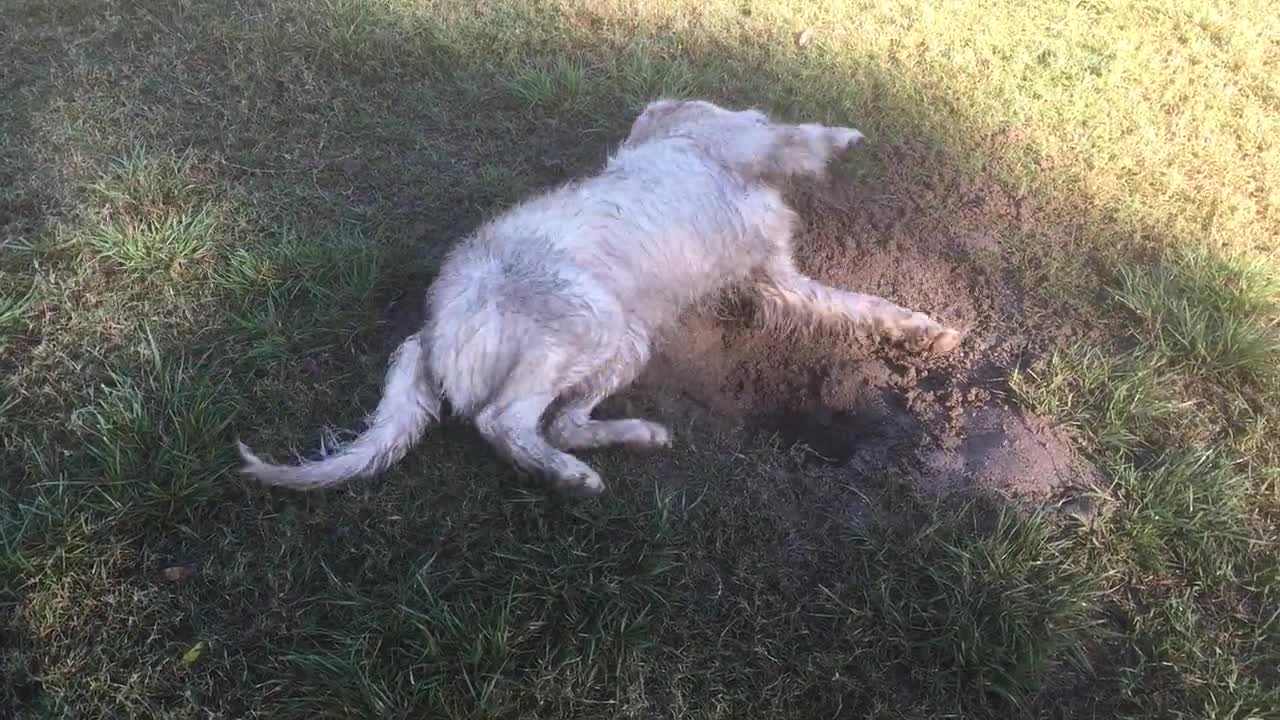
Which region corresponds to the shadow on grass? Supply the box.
[2,1,1277,718]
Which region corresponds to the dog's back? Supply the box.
[441,138,774,331]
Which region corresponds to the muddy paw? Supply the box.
[928,327,963,354]
[899,315,962,354]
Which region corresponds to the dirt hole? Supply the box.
[636,161,1099,505]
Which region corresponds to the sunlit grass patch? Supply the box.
[1010,345,1194,454]
[1112,247,1280,385]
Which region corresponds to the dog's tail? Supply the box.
[237,331,441,490]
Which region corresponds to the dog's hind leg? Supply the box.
[475,390,606,496]
[470,339,616,496]
[546,349,670,452]
[548,406,671,451]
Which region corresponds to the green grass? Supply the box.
[1010,345,1193,454]
[1112,247,1280,385]
[827,502,1097,716]
[76,149,220,275]
[72,344,242,520]
[0,284,35,339]
[505,59,594,114]
[3,0,1280,717]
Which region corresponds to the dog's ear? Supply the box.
[625,99,683,145]
[639,98,681,115]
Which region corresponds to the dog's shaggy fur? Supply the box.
[238,99,963,495]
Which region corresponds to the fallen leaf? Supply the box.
[181,640,207,666]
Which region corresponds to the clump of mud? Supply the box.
[636,146,1097,505]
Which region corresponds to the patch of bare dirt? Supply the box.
[636,144,1097,505]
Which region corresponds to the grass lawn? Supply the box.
[2,0,1278,717]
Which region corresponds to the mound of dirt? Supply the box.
[635,152,1098,505]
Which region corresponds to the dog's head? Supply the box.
[624,98,769,147]
[623,98,864,183]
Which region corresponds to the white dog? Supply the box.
[237,99,962,495]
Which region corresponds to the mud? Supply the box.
[635,144,1098,505]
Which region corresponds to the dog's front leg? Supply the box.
[752,259,962,353]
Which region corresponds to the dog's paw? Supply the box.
[620,420,672,450]
[555,467,606,497]
[830,128,865,161]
[897,314,963,354]
[833,127,864,149]
[928,327,963,354]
